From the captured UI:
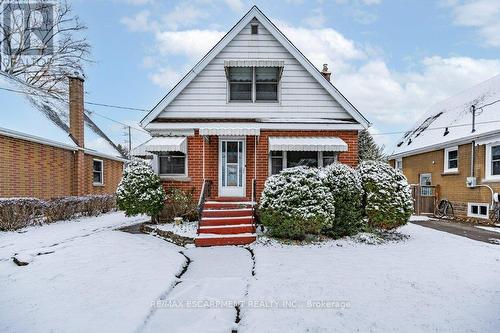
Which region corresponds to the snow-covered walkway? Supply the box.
[142,246,253,333]
[0,212,186,333]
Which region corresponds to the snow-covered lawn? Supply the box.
[153,221,198,238]
[1,215,499,332]
[0,212,186,333]
[240,223,500,332]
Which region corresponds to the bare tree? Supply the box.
[0,0,90,95]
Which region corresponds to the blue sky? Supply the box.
[67,0,500,151]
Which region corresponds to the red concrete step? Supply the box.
[200,216,254,226]
[204,201,255,210]
[202,208,253,218]
[195,233,256,247]
[198,224,256,234]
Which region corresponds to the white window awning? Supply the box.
[199,126,260,136]
[268,137,348,152]
[224,59,284,67]
[145,137,187,154]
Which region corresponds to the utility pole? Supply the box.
[471,104,476,133]
[128,126,132,159]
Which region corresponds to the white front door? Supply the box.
[219,138,246,197]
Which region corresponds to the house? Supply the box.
[139,6,369,246]
[388,75,500,224]
[0,73,127,199]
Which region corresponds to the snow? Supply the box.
[391,74,500,157]
[142,247,252,333]
[0,74,76,147]
[84,123,123,157]
[240,223,500,332]
[476,226,500,234]
[409,215,432,221]
[154,221,198,238]
[0,212,186,333]
[2,213,499,332]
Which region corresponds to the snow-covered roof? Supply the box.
[390,74,500,158]
[0,73,125,160]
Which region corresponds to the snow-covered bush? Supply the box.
[45,195,115,222]
[0,198,46,231]
[160,187,198,223]
[320,163,364,237]
[116,159,166,222]
[258,166,335,239]
[357,161,413,229]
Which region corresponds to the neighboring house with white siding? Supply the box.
[138,6,370,246]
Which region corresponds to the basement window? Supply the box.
[467,203,489,219]
[93,159,104,185]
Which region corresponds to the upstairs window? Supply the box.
[228,66,280,102]
[93,159,104,185]
[444,146,458,173]
[159,151,187,176]
[256,67,279,101]
[228,67,252,101]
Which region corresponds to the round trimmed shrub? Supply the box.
[116,159,166,222]
[357,161,413,229]
[258,166,335,239]
[320,163,364,238]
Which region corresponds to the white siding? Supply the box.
[158,19,353,121]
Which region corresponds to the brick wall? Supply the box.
[162,129,359,201]
[395,143,500,221]
[0,134,124,199]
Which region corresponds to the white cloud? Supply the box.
[120,10,154,32]
[447,0,500,47]
[224,0,245,13]
[302,8,326,28]
[149,67,184,90]
[155,29,224,59]
[361,0,381,5]
[162,4,209,30]
[277,22,366,73]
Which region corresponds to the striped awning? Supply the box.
[224,59,284,67]
[268,137,348,152]
[199,127,260,136]
[144,137,187,154]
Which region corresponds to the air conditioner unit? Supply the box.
[466,177,477,188]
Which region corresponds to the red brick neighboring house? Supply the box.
[136,6,370,246]
[0,73,127,199]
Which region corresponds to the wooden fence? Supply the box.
[411,184,440,215]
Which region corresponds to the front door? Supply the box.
[219,138,246,197]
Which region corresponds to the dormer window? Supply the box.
[228,67,252,101]
[256,67,278,101]
[227,65,281,102]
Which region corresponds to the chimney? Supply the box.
[68,72,86,196]
[321,64,331,82]
[69,73,85,147]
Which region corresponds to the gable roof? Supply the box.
[0,73,127,161]
[390,74,500,158]
[140,5,370,128]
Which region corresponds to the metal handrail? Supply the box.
[197,179,212,221]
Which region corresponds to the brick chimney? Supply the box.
[68,72,86,196]
[321,64,331,82]
[69,73,85,147]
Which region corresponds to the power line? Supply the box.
[0,86,149,113]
